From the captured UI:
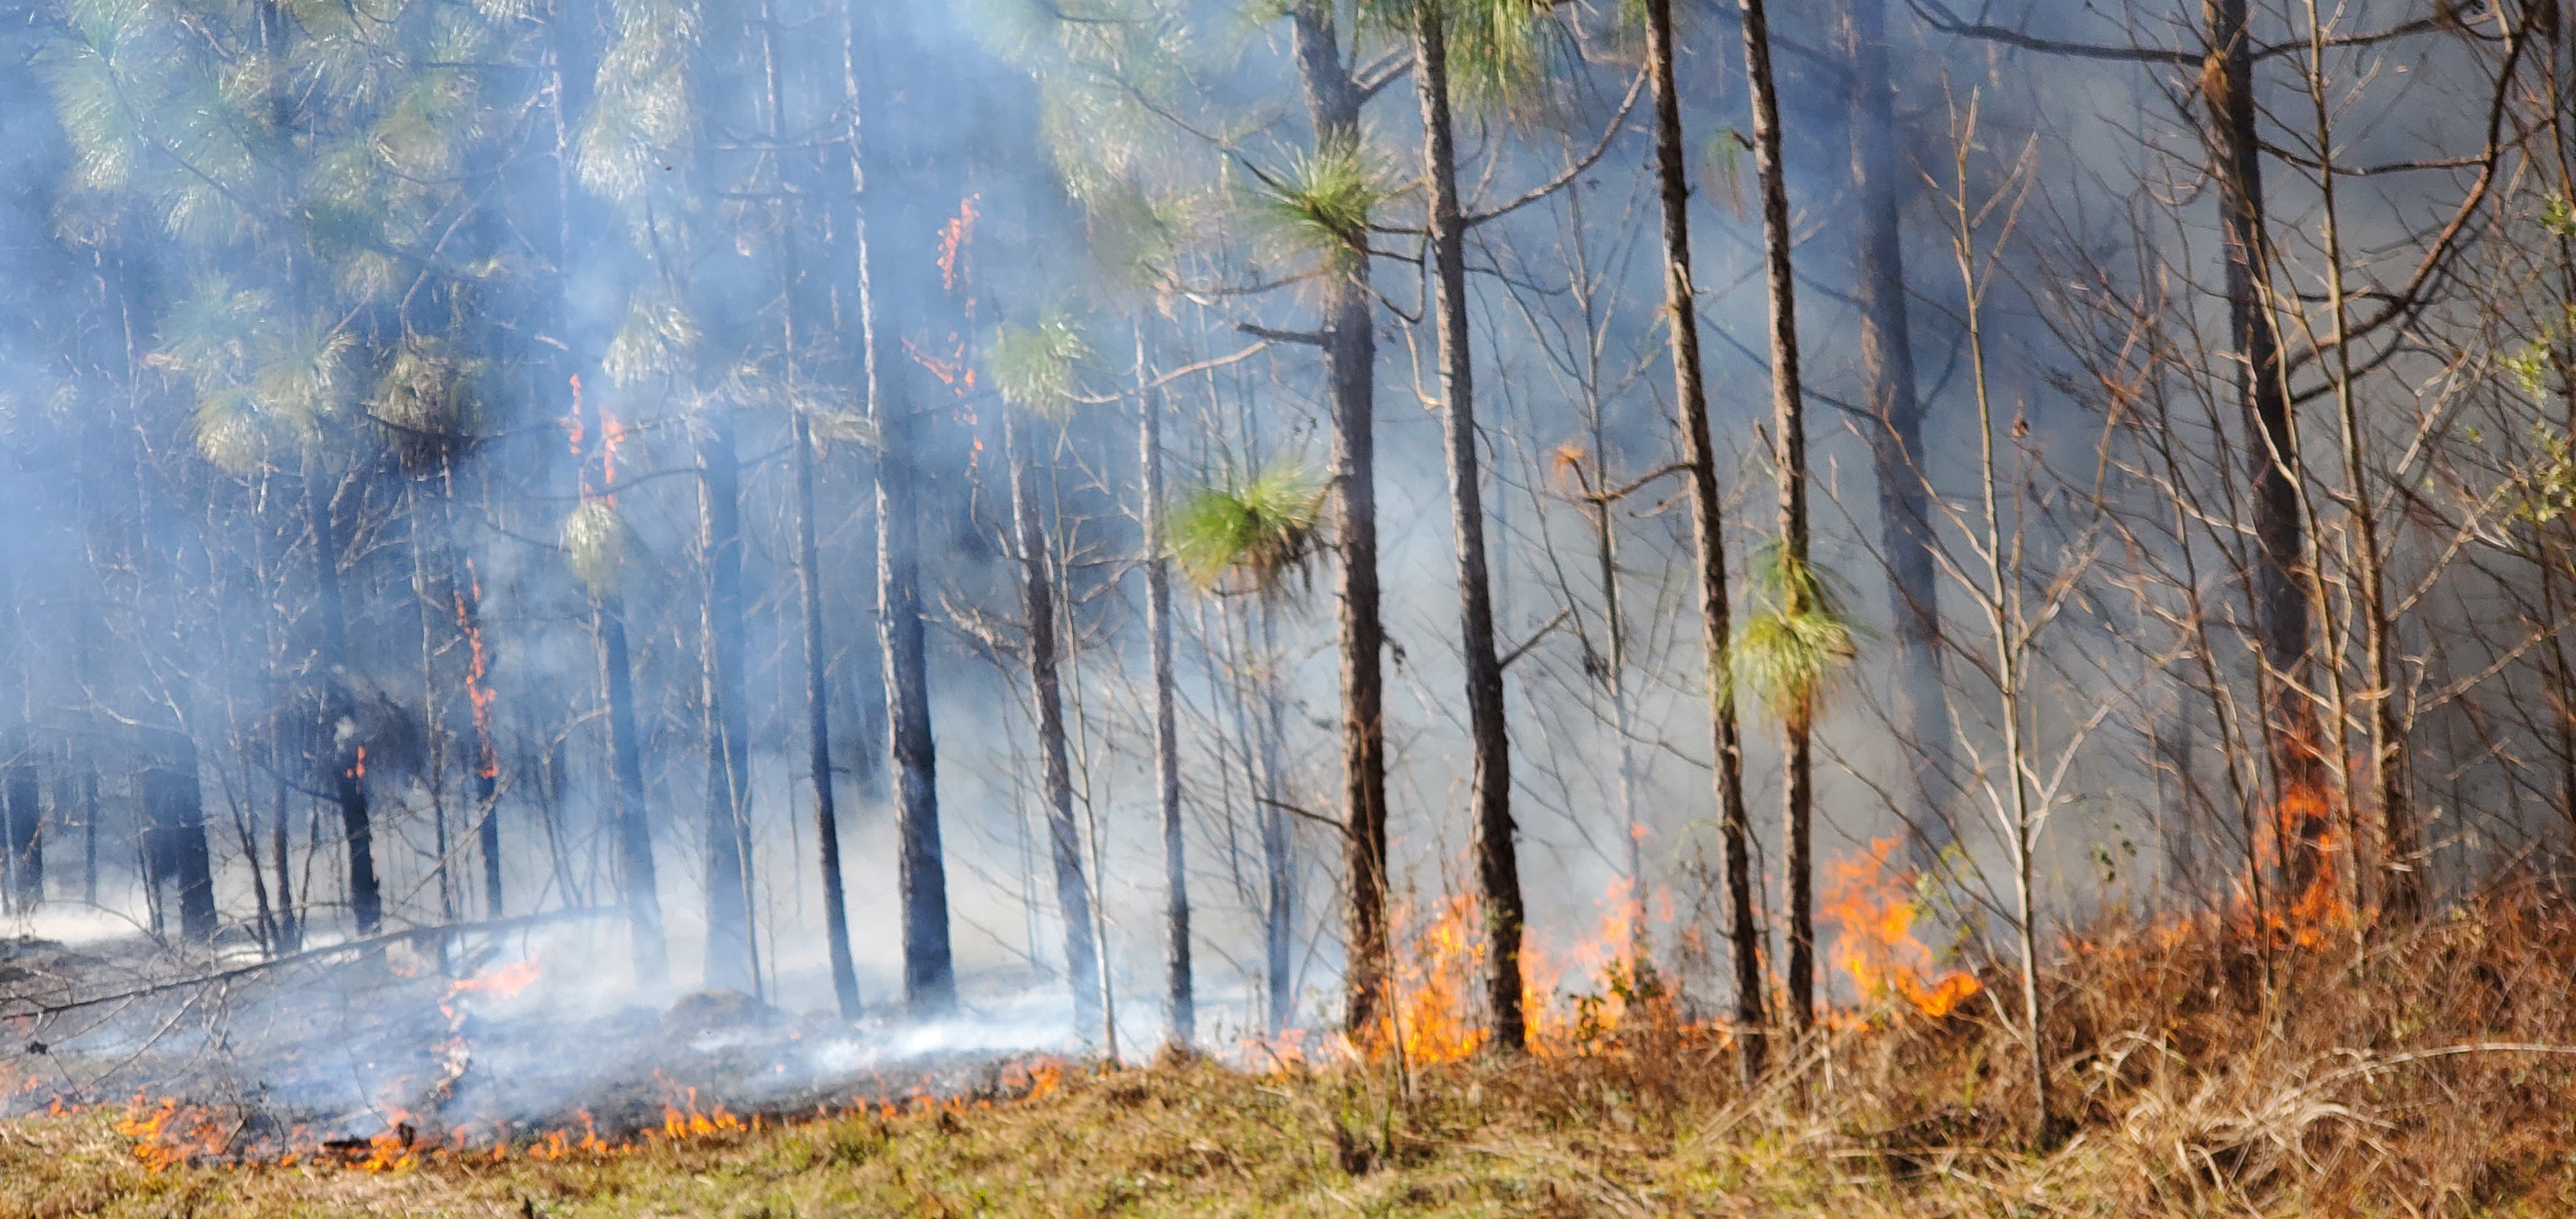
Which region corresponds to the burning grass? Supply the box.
[9,879,2576,1215]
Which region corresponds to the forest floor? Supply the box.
[10,882,2576,1217]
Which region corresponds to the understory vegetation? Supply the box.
[19,882,2576,1218]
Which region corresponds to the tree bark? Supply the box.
[793,411,862,1018]
[143,753,215,943]
[2296,0,2413,920]
[4,763,38,914]
[1740,0,1818,1036]
[1140,342,1192,1047]
[1645,0,1767,1077]
[1841,0,1956,872]
[1287,0,1392,1043]
[1257,605,1296,1034]
[305,462,381,937]
[767,0,860,1020]
[2206,0,2329,895]
[697,411,761,996]
[1005,404,1102,1034]
[597,594,670,987]
[427,459,503,921]
[1413,4,1526,1055]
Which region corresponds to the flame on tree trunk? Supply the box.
[571,377,668,989]
[2205,0,2331,898]
[306,459,381,937]
[1412,1,1526,1056]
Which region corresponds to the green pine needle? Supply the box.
[992,315,1092,419]
[1734,540,1858,728]
[1169,460,1327,595]
[1255,138,1382,272]
[560,500,635,595]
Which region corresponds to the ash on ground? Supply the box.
[0,930,1073,1154]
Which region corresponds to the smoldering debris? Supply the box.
[0,928,1071,1161]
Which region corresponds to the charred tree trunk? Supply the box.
[875,376,953,1013]
[143,755,215,942]
[793,411,862,1019]
[1255,604,1296,1034]
[306,461,381,937]
[1842,0,1956,871]
[1140,345,1191,1047]
[1288,0,1392,1043]
[850,0,953,1012]
[599,596,670,986]
[1646,0,1767,1077]
[1005,404,1101,1033]
[697,411,760,997]
[1413,5,1525,1055]
[4,763,38,914]
[441,464,504,921]
[1740,0,1818,1036]
[570,380,669,986]
[2206,0,2329,894]
[762,0,859,1020]
[268,762,296,950]
[85,769,102,910]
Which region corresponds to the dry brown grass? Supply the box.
[8,884,2576,1216]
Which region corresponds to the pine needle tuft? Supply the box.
[1169,460,1327,595]
[992,314,1091,419]
[1734,540,1857,729]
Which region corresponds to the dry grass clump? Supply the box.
[8,886,2576,1215]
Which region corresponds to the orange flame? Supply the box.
[347,746,367,781]
[452,565,499,781]
[116,1094,232,1170]
[447,960,540,1001]
[1819,838,1982,1019]
[656,1075,745,1141]
[2248,784,2354,949]
[564,374,585,455]
[1347,877,1682,1067]
[936,195,980,293]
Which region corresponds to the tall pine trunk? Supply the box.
[850,0,953,1013]
[1645,0,1766,1076]
[427,458,503,919]
[1842,0,1955,871]
[1287,1,1392,1042]
[143,741,216,942]
[4,763,38,914]
[306,461,381,936]
[1740,0,1818,1035]
[697,412,761,995]
[1005,404,1102,1034]
[1140,342,1191,1046]
[599,592,670,985]
[1412,4,1525,1055]
[793,411,861,1017]
[1256,604,1296,1033]
[765,0,860,1020]
[2206,0,2329,894]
